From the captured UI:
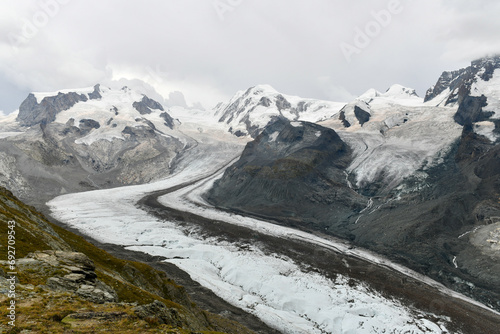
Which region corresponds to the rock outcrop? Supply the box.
[207,118,367,229]
[20,251,118,304]
[17,92,88,126]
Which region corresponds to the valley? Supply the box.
[2,56,500,333]
[46,105,499,333]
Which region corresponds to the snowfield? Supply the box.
[46,112,464,334]
[321,94,463,192]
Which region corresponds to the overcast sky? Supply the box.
[1,0,500,114]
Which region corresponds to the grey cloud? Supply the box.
[0,0,499,113]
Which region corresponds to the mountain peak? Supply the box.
[16,84,169,129]
[247,84,279,95]
[214,85,345,137]
[383,84,419,98]
[424,55,500,106]
[357,88,381,102]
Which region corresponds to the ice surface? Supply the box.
[474,121,497,142]
[0,110,22,134]
[0,132,24,139]
[321,100,462,191]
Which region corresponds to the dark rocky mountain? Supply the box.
[207,57,500,311]
[207,117,367,232]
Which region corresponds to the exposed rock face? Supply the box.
[275,94,292,111]
[160,111,175,129]
[338,101,371,128]
[425,55,500,106]
[424,68,468,103]
[454,95,490,125]
[78,119,101,133]
[17,92,88,126]
[20,251,118,303]
[134,301,184,327]
[207,118,367,228]
[354,105,371,125]
[338,110,351,127]
[88,84,102,100]
[133,95,165,115]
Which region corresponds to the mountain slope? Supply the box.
[0,185,254,333]
[207,118,367,227]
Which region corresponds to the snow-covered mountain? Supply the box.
[425,56,500,107]
[2,56,500,332]
[214,83,425,140]
[0,84,184,204]
[211,81,454,194]
[425,56,500,143]
[214,84,346,137]
[208,56,500,312]
[358,84,421,105]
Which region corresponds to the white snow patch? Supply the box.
[470,69,500,119]
[290,121,302,127]
[269,131,280,142]
[474,121,498,142]
[0,132,24,139]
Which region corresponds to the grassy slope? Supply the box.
[0,186,253,334]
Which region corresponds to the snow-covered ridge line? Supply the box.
[32,86,98,104]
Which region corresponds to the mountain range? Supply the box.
[1,55,500,333]
[208,56,500,311]
[0,84,185,205]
